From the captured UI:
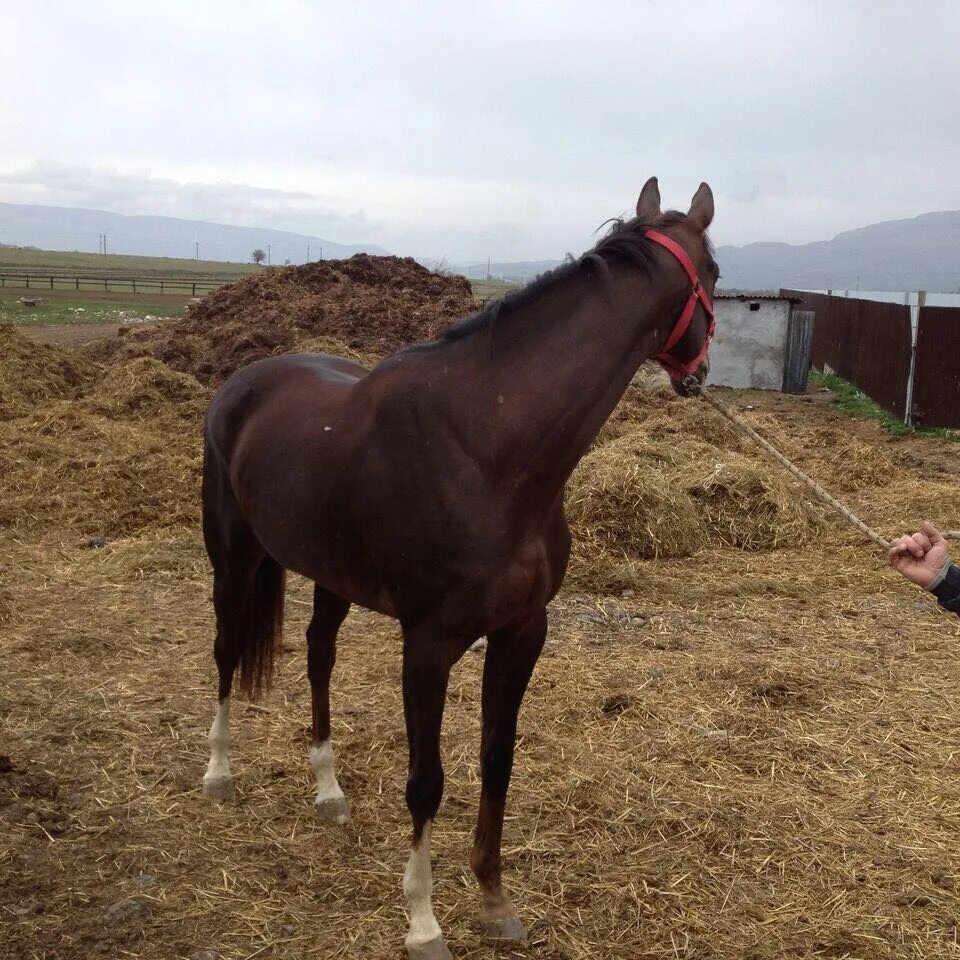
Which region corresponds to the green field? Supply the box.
[470,278,518,300]
[0,292,185,327]
[0,247,261,279]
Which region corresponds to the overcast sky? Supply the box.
[2,1,959,262]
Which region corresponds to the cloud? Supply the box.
[2,1,960,258]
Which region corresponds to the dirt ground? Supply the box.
[2,277,960,959]
[18,321,157,349]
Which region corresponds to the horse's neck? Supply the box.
[440,265,678,498]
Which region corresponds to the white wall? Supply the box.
[706,298,792,390]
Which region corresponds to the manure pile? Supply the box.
[101,254,478,385]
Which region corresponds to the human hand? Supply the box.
[888,522,952,589]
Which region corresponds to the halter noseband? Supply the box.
[644,229,716,380]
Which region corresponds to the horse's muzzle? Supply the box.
[671,361,708,397]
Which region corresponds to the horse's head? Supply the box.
[637,177,719,396]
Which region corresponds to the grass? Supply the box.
[0,295,183,327]
[0,246,261,278]
[811,370,959,440]
[470,278,518,301]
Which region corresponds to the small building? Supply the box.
[707,292,804,391]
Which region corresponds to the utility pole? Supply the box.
[195,242,200,260]
[267,244,271,265]
[319,246,323,260]
[103,234,107,255]
[307,243,310,262]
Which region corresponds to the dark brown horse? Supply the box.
[200,178,718,959]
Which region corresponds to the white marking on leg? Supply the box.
[202,697,232,791]
[403,820,442,949]
[310,740,348,822]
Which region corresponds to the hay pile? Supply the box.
[816,431,896,492]
[0,327,206,539]
[88,357,210,424]
[0,324,97,419]
[102,254,478,384]
[0,401,201,538]
[567,389,827,589]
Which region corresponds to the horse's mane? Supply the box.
[433,210,710,346]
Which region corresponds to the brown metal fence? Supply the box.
[911,306,960,428]
[782,290,912,420]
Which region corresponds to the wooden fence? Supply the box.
[782,289,960,429]
[911,306,960,429]
[0,274,229,296]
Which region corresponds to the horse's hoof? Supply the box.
[314,794,350,824]
[202,775,235,802]
[480,915,527,942]
[406,938,453,960]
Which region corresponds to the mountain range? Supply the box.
[714,210,960,293]
[451,211,960,293]
[0,202,387,265]
[1,201,959,292]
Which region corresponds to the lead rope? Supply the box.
[690,385,960,552]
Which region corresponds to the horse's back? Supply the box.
[204,353,370,461]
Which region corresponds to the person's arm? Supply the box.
[888,522,960,616]
[930,563,960,614]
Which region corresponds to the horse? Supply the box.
[199,177,719,959]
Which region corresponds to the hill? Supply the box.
[5,201,960,292]
[0,202,388,266]
[715,210,960,293]
[452,210,960,293]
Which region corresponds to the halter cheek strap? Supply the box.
[644,229,716,380]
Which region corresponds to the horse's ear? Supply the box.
[636,177,661,220]
[687,182,714,232]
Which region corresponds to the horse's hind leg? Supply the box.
[201,450,285,801]
[201,564,261,801]
[307,584,351,823]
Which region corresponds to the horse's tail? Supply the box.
[235,556,286,701]
[203,427,287,703]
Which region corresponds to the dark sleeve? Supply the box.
[931,564,960,616]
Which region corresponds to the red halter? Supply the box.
[645,229,716,380]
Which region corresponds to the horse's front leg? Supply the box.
[470,607,546,942]
[400,621,461,960]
